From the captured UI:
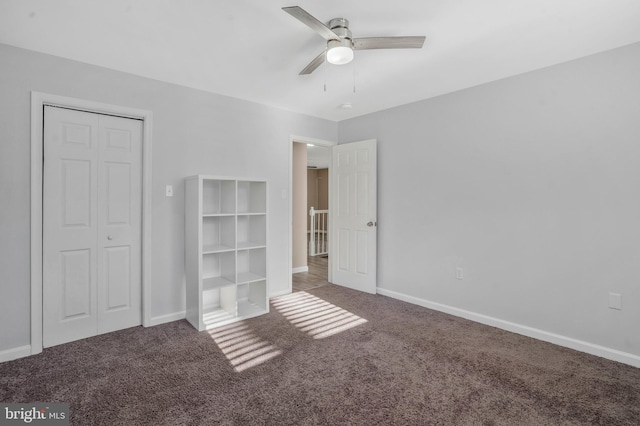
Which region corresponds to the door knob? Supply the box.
[107,235,113,240]
[367,221,375,227]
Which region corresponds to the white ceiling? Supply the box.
[307,144,331,169]
[1,0,639,122]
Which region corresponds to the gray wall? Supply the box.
[3,39,639,361]
[339,42,640,357]
[0,44,337,352]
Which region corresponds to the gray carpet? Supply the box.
[1,284,639,425]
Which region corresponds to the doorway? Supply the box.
[288,137,378,295]
[296,144,331,292]
[289,136,335,294]
[30,92,153,355]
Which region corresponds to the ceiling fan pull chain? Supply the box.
[324,48,327,92]
[353,60,356,94]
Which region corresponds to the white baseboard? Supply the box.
[2,313,186,362]
[292,266,308,274]
[148,311,186,327]
[377,287,640,369]
[0,345,32,363]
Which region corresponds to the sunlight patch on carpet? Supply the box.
[271,291,367,339]
[207,322,282,372]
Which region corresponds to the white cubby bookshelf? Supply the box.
[185,175,268,331]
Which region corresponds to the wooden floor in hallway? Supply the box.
[292,254,329,292]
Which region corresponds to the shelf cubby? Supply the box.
[202,252,235,289]
[202,216,235,253]
[236,248,266,284]
[237,214,266,249]
[203,179,236,215]
[237,281,267,317]
[202,285,237,326]
[237,181,267,214]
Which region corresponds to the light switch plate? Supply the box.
[166,185,173,197]
[608,292,622,310]
[455,267,464,280]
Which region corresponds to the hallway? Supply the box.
[292,254,329,292]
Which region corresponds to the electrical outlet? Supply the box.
[608,293,622,310]
[455,267,464,280]
[165,185,173,197]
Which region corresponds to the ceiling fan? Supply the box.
[283,6,426,75]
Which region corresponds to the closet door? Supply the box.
[96,114,142,335]
[43,106,142,347]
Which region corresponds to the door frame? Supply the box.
[285,135,336,297]
[30,92,153,355]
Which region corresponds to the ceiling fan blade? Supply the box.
[299,51,326,75]
[353,36,426,50]
[282,6,340,41]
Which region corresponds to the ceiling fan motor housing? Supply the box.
[328,18,352,41]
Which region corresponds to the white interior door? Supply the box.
[330,139,377,294]
[43,106,142,347]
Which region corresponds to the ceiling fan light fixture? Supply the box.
[326,39,353,65]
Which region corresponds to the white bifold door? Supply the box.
[331,139,377,294]
[43,106,142,348]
